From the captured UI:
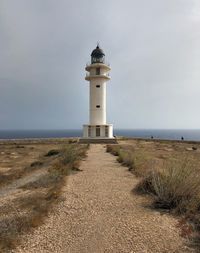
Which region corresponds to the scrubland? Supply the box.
[0,138,87,252]
[1,137,200,251]
[107,139,200,246]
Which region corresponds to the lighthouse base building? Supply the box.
[83,124,113,138]
[81,45,116,143]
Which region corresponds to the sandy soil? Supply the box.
[14,144,195,253]
[0,143,60,197]
[0,141,68,253]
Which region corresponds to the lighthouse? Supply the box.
[82,44,114,141]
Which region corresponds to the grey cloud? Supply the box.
[0,0,200,129]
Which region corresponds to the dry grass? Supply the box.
[107,144,150,176]
[0,169,23,187]
[135,158,200,246]
[136,159,200,212]
[106,144,121,156]
[49,144,88,175]
[108,143,200,214]
[0,189,63,252]
[107,141,200,246]
[0,145,55,187]
[0,143,88,252]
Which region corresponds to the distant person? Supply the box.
[181,136,184,141]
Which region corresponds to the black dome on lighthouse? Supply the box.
[91,45,105,57]
[91,45,105,64]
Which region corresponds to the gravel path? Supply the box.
[15,144,194,253]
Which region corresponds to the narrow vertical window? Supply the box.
[96,67,100,75]
[105,126,109,137]
[88,126,91,137]
[96,126,100,137]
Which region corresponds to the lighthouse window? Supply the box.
[96,105,100,108]
[96,85,100,88]
[96,126,100,137]
[96,67,100,75]
[88,126,91,137]
[105,126,109,137]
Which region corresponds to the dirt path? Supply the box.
[15,144,194,253]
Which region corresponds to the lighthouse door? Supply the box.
[96,126,100,137]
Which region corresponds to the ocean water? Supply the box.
[115,129,200,141]
[0,129,200,141]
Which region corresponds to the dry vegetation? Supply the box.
[107,139,200,246]
[0,139,88,252]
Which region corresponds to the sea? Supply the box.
[0,129,200,141]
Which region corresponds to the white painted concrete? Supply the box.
[82,47,114,139]
[89,81,106,125]
[83,124,113,138]
[87,64,109,125]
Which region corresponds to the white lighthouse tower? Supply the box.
[82,44,114,141]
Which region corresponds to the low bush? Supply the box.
[136,159,200,213]
[45,149,60,157]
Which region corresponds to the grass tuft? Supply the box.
[136,159,200,213]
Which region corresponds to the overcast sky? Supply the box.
[0,0,200,130]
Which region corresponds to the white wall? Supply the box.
[83,63,114,139]
[83,124,113,138]
[90,79,106,125]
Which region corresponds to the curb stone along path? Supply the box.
[15,144,195,253]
